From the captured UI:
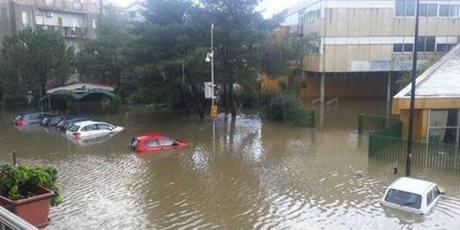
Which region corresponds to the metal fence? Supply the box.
[358,114,401,135]
[369,135,460,171]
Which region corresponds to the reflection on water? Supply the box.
[0,100,459,229]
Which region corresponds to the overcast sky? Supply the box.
[107,0,299,18]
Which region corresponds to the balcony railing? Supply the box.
[0,206,37,230]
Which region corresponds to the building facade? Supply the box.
[393,43,460,143]
[123,1,144,22]
[0,0,102,48]
[280,0,460,101]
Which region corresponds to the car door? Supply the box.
[96,123,113,137]
[158,137,177,150]
[82,124,100,138]
[145,139,161,152]
[427,186,441,212]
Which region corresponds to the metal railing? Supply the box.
[369,135,460,171]
[0,207,37,230]
[357,114,401,135]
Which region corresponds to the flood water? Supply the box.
[1,100,460,230]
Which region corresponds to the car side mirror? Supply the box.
[438,186,446,195]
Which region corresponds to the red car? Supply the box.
[129,132,189,154]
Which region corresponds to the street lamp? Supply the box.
[206,23,217,117]
[406,0,421,176]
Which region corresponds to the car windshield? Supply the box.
[68,125,80,132]
[130,138,139,149]
[385,189,422,209]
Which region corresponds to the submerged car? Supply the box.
[42,115,73,127]
[129,132,188,154]
[56,117,91,132]
[14,113,53,126]
[381,177,443,215]
[66,121,124,139]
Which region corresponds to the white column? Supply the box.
[386,73,392,117]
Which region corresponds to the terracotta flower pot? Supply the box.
[0,186,54,229]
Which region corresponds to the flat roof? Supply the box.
[47,82,114,94]
[390,177,435,194]
[395,44,460,99]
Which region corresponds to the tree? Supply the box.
[131,0,211,118]
[199,0,268,117]
[1,29,73,100]
[75,12,132,88]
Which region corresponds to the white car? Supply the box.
[66,121,124,140]
[381,177,443,215]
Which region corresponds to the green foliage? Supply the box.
[1,29,73,98]
[262,92,313,126]
[107,94,122,114]
[261,33,320,77]
[0,165,63,207]
[75,13,132,87]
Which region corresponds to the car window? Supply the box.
[97,124,113,130]
[146,139,159,147]
[433,186,441,199]
[158,138,175,146]
[83,124,99,131]
[130,138,139,149]
[427,190,433,206]
[68,125,80,132]
[385,189,422,209]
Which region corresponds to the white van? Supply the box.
[382,177,443,215]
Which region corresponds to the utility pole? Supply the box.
[207,23,217,117]
[406,0,420,177]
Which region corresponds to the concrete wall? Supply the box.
[299,72,388,98]
[300,4,460,73]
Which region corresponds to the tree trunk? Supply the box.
[229,82,237,118]
[223,84,229,115]
[191,85,205,119]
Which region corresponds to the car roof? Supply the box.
[73,121,105,127]
[137,132,167,141]
[389,177,436,194]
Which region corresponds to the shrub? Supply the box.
[0,165,63,207]
[263,93,313,127]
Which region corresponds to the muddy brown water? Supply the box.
[0,100,459,230]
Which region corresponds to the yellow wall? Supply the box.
[259,73,288,92]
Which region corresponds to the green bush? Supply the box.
[107,94,122,114]
[263,93,313,127]
[0,165,63,207]
[238,89,258,108]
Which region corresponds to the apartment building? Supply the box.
[0,0,102,48]
[123,1,144,22]
[279,0,460,102]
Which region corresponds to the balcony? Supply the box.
[0,206,37,230]
[34,0,100,14]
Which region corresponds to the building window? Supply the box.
[439,4,460,17]
[45,0,53,6]
[22,11,29,26]
[416,36,436,52]
[436,43,455,52]
[396,0,417,16]
[429,109,460,143]
[419,3,438,17]
[393,43,413,52]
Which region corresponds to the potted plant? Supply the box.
[0,165,63,228]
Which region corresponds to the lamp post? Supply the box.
[406,0,420,177]
[206,23,218,117]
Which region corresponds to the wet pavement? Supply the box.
[0,100,459,229]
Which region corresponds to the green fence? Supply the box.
[369,135,460,171]
[358,114,401,135]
